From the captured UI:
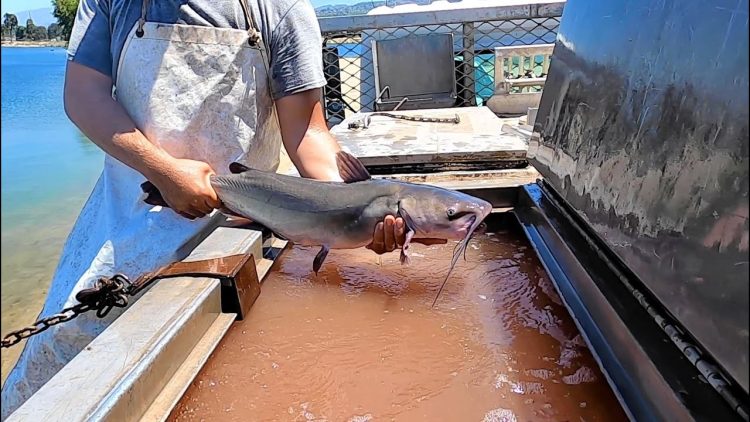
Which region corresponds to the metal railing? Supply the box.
[317,2,565,125]
[486,43,555,115]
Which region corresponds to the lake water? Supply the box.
[1,47,103,378]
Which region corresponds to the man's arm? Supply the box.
[63,0,216,217]
[63,61,220,219]
[275,89,342,181]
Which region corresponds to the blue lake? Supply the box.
[1,47,103,363]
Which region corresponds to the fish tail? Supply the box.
[139,180,244,218]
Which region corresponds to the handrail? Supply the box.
[318,1,565,33]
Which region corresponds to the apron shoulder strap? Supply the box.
[137,0,150,37]
[136,0,264,48]
[238,0,263,47]
[237,0,272,76]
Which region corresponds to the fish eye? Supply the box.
[447,208,456,217]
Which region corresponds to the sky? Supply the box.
[2,0,53,15]
[2,0,364,15]
[310,0,362,5]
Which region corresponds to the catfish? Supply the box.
[141,151,492,306]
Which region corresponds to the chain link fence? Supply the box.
[318,3,564,125]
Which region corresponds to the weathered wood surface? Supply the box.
[330,107,529,167]
[375,167,541,190]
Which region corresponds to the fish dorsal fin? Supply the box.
[335,151,371,183]
[229,162,251,174]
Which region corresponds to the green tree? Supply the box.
[53,0,79,41]
[3,13,18,40]
[30,25,48,40]
[26,18,35,32]
[16,25,26,40]
[48,22,61,39]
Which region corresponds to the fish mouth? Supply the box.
[452,213,478,237]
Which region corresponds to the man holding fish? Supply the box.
[1,0,491,417]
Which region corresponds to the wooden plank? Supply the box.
[331,107,528,167]
[374,166,541,190]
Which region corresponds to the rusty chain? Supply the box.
[1,274,132,349]
[366,112,461,125]
[348,112,461,129]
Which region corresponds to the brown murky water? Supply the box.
[169,228,628,422]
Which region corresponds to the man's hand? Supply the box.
[368,215,405,253]
[148,158,221,220]
[63,62,221,220]
[367,215,447,254]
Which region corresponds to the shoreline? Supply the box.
[1,41,67,48]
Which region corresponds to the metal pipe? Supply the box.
[461,22,476,106]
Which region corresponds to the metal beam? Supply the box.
[318,2,565,34]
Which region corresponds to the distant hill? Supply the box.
[314,0,434,17]
[12,7,56,28]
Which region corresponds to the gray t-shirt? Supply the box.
[67,0,326,99]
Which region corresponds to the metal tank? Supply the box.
[527,0,749,417]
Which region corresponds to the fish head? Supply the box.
[398,188,492,240]
[398,186,492,308]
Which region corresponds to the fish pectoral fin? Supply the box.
[313,245,330,275]
[400,229,415,265]
[398,203,418,265]
[229,162,251,174]
[335,151,371,183]
[219,206,245,219]
[140,181,169,208]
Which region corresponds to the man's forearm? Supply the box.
[63,62,173,182]
[276,89,342,182]
[288,125,343,181]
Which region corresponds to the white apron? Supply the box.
[1,0,282,417]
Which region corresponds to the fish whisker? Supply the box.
[432,267,456,308]
[462,226,481,261]
[431,216,481,308]
[431,240,466,308]
[451,239,461,257]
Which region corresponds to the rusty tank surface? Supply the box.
[169,216,628,422]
